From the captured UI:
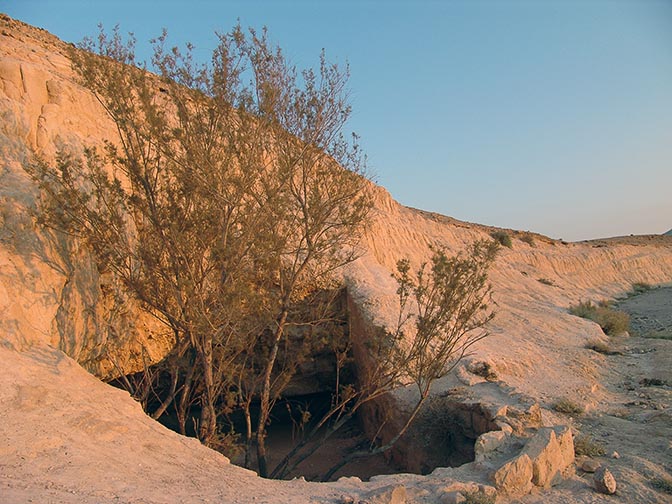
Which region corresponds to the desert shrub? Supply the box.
[553,398,584,415]
[519,232,536,247]
[464,491,496,504]
[632,282,652,293]
[491,231,512,248]
[597,308,630,336]
[650,477,672,495]
[568,300,630,336]
[537,278,554,286]
[574,435,606,457]
[640,378,668,387]
[627,282,652,298]
[569,300,598,319]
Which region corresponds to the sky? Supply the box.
[3,0,671,241]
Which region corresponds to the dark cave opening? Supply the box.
[109,362,490,481]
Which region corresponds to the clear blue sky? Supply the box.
[3,0,671,240]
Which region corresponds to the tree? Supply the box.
[27,23,371,458]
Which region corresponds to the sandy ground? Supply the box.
[2,287,671,504]
[518,287,672,503]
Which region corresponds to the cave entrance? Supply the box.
[109,365,489,481]
[226,391,400,481]
[107,287,494,481]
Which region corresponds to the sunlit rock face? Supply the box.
[2,11,672,397]
[0,14,172,378]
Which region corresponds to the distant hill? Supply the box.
[665,229,672,236]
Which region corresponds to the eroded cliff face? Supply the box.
[0,14,172,378]
[2,12,672,400]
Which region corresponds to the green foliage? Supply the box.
[311,240,499,481]
[553,398,584,415]
[568,300,630,336]
[574,435,606,457]
[490,231,512,248]
[396,240,500,393]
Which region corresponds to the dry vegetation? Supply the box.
[552,398,584,416]
[568,300,630,336]
[573,435,607,457]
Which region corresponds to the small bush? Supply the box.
[519,233,536,247]
[632,282,652,294]
[464,491,496,504]
[537,278,554,286]
[568,300,630,336]
[627,282,653,298]
[597,308,630,336]
[640,378,668,387]
[553,398,584,415]
[650,477,672,495]
[491,231,512,248]
[574,435,606,457]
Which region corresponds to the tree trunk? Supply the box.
[150,364,179,420]
[177,351,196,436]
[244,401,253,468]
[256,308,288,477]
[198,337,217,446]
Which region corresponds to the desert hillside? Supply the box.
[1,14,672,503]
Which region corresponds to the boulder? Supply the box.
[474,430,508,461]
[520,426,574,488]
[580,458,601,473]
[439,491,466,504]
[593,467,617,495]
[492,453,533,496]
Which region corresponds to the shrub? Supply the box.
[633,282,652,291]
[574,435,606,457]
[597,308,630,335]
[569,300,598,319]
[519,233,535,247]
[553,398,584,415]
[491,231,512,248]
[568,300,630,336]
[629,282,652,297]
[537,278,554,286]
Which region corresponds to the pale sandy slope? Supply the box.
[0,345,351,504]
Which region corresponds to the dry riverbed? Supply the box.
[520,286,672,503]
